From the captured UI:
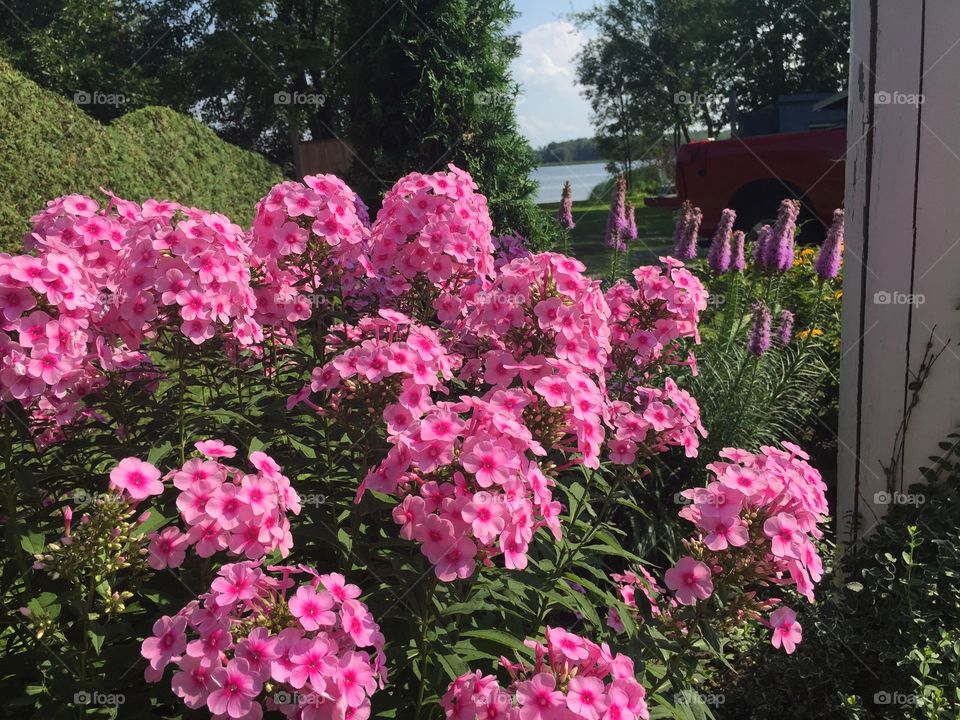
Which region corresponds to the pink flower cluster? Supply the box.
[297,310,459,418]
[381,394,564,579]
[604,260,708,462]
[362,165,495,301]
[297,247,707,581]
[442,627,649,720]
[452,252,613,468]
[144,441,301,566]
[605,261,705,371]
[301,311,563,580]
[142,563,386,719]
[665,442,828,653]
[0,191,285,437]
[605,377,705,464]
[298,253,637,579]
[250,174,370,325]
[1,172,376,438]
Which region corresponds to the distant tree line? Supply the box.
[575,0,849,181]
[535,137,602,164]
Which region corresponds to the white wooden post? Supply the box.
[839,0,960,541]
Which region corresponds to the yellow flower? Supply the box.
[794,247,815,268]
[834,290,843,300]
[797,328,824,340]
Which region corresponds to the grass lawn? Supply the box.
[539,197,676,277]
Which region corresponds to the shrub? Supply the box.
[0,166,831,719]
[0,57,282,252]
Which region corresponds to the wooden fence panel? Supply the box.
[839,0,960,540]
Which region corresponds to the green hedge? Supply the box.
[0,57,282,252]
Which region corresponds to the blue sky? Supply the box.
[508,1,598,146]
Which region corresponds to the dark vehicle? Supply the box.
[647,93,847,240]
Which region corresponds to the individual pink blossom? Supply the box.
[664,556,713,605]
[700,514,749,552]
[288,636,334,691]
[148,527,189,569]
[460,439,518,487]
[337,650,378,708]
[210,563,262,606]
[235,627,278,681]
[546,626,589,661]
[141,615,187,672]
[516,672,565,719]
[289,586,336,631]
[769,607,802,654]
[207,658,262,718]
[567,676,609,720]
[763,513,800,558]
[109,457,163,500]
[171,655,213,709]
[195,439,238,458]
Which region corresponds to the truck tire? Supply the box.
[730,183,824,244]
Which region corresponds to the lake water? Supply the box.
[530,161,612,204]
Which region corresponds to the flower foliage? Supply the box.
[299,247,708,582]
[362,166,495,305]
[150,443,302,564]
[1,165,832,720]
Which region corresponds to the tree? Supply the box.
[341,0,550,241]
[178,0,350,168]
[0,0,554,242]
[576,0,730,180]
[719,0,849,112]
[576,0,849,167]
[0,0,192,121]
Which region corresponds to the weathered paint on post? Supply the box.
[839,0,960,541]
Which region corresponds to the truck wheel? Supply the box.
[731,188,823,244]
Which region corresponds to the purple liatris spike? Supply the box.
[674,205,702,260]
[814,208,844,281]
[605,175,628,250]
[766,199,800,272]
[731,230,746,271]
[625,202,638,241]
[558,181,575,229]
[777,309,794,345]
[753,224,772,270]
[748,303,772,357]
[708,208,736,272]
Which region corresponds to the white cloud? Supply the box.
[511,20,594,144]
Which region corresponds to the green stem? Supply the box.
[177,340,186,464]
[533,471,623,629]
[724,272,759,353]
[413,578,438,720]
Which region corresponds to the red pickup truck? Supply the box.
[646,127,846,241]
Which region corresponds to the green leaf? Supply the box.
[88,624,106,655]
[461,629,531,655]
[20,530,45,554]
[146,441,173,466]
